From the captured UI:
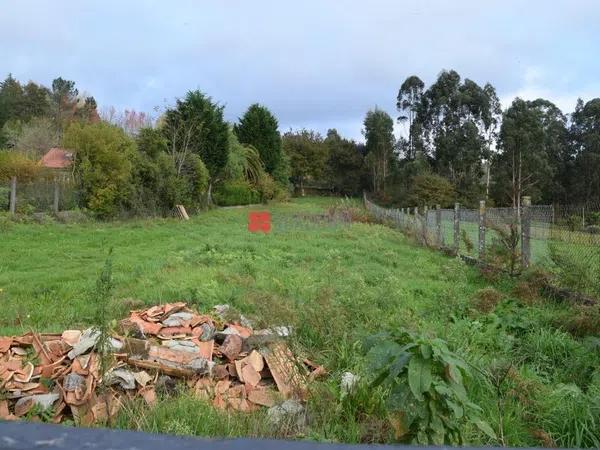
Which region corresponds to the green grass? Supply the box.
[0,197,598,446]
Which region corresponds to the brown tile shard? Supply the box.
[140,386,156,406]
[227,324,252,338]
[220,335,243,361]
[246,350,264,372]
[263,342,308,399]
[0,337,12,353]
[195,339,214,360]
[212,364,229,380]
[241,364,261,387]
[247,388,277,407]
[61,330,81,347]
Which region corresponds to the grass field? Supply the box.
[1,198,599,446]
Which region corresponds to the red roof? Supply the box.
[40,148,73,169]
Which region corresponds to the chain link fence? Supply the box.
[364,194,600,299]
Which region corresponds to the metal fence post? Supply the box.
[478,200,486,261]
[9,176,16,215]
[521,196,531,269]
[453,202,460,255]
[435,204,442,247]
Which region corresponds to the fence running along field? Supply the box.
[364,194,600,298]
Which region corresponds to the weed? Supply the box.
[471,288,503,313]
[364,329,496,445]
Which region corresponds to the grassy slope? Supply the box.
[0,198,598,446]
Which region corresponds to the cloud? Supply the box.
[1,0,599,141]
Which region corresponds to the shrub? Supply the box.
[0,150,42,182]
[364,329,495,445]
[408,174,456,208]
[213,180,260,206]
[63,122,135,219]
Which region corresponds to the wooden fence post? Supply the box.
[478,200,486,261]
[53,180,60,213]
[521,196,531,269]
[453,202,460,255]
[9,176,16,215]
[435,204,442,247]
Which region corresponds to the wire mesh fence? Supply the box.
[1,177,81,216]
[364,194,600,298]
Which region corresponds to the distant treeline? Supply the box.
[1,70,599,217]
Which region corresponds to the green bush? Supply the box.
[213,180,260,206]
[0,186,9,210]
[63,122,135,219]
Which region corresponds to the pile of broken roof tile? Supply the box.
[0,302,324,424]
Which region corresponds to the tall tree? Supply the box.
[162,91,229,205]
[324,129,366,195]
[234,104,282,175]
[570,98,600,204]
[397,75,424,159]
[0,74,25,128]
[163,90,229,183]
[416,70,497,205]
[363,108,395,195]
[283,129,327,196]
[51,77,79,133]
[492,98,560,208]
[22,81,51,120]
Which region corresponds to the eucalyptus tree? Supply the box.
[363,108,395,195]
[397,75,424,159]
[492,98,568,208]
[570,98,600,204]
[415,70,498,205]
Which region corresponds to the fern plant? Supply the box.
[365,329,496,445]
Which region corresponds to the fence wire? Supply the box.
[364,195,600,297]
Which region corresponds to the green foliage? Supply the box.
[0,186,9,210]
[213,180,260,206]
[93,249,115,382]
[63,122,134,218]
[549,243,600,298]
[493,98,567,205]
[163,90,229,178]
[538,381,600,448]
[324,129,367,195]
[224,128,264,185]
[271,148,291,188]
[234,103,282,174]
[408,173,455,207]
[282,129,328,191]
[363,108,395,194]
[0,150,42,182]
[365,329,495,445]
[569,98,600,204]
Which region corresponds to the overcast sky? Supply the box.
[1,0,599,141]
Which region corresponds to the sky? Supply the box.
[1,0,600,141]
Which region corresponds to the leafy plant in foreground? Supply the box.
[364,329,495,445]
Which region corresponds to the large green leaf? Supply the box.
[472,418,497,440]
[408,355,432,401]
